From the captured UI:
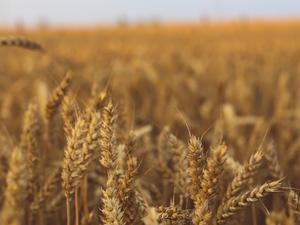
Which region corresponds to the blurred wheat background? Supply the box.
[1,2,300,225]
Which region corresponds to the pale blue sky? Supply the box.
[1,0,300,26]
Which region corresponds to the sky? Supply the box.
[1,0,300,26]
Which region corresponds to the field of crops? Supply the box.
[1,22,300,225]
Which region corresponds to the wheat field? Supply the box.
[0,22,300,225]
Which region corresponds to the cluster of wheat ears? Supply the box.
[0,25,300,225]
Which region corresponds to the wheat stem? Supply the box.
[75,188,79,225]
[66,197,71,225]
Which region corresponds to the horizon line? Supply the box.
[1,17,300,31]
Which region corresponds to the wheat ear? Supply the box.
[100,185,125,225]
[192,200,212,225]
[187,135,206,201]
[157,206,191,224]
[30,166,61,214]
[196,144,227,207]
[265,142,284,179]
[0,36,45,51]
[1,146,28,225]
[288,190,300,223]
[20,103,41,202]
[20,103,42,225]
[169,134,189,196]
[45,72,73,123]
[99,100,118,169]
[224,150,264,201]
[62,94,77,136]
[62,110,101,193]
[217,180,282,225]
